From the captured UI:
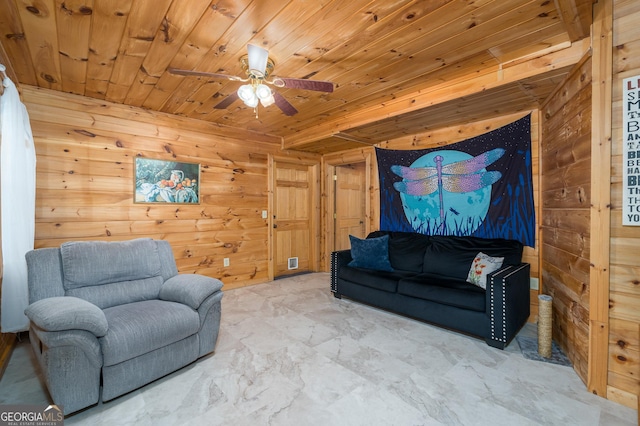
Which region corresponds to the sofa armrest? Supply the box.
[25,296,108,337]
[160,274,223,309]
[485,263,531,349]
[331,250,353,295]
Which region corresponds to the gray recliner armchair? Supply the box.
[24,238,224,415]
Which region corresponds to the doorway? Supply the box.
[270,157,320,279]
[334,163,367,251]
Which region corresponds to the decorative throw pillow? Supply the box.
[348,234,394,272]
[466,252,504,289]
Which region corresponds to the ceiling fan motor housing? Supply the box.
[240,55,275,80]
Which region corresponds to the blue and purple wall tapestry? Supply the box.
[376,114,535,247]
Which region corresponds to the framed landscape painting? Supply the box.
[134,158,200,204]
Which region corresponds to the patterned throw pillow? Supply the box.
[466,252,504,289]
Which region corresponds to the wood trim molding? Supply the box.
[588,0,613,398]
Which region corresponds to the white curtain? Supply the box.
[0,64,36,332]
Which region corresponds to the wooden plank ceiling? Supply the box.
[0,0,594,153]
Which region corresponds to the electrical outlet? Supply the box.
[223,258,230,267]
[262,210,268,219]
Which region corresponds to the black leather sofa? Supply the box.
[331,231,530,349]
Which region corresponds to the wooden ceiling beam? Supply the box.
[331,132,376,145]
[553,0,595,42]
[282,38,590,150]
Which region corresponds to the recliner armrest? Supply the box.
[160,274,223,309]
[25,296,108,337]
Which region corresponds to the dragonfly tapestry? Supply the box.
[376,114,535,247]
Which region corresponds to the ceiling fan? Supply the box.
[168,44,334,117]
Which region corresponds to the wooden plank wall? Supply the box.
[540,52,593,384]
[607,0,640,409]
[22,85,317,290]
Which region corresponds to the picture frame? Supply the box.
[134,158,200,204]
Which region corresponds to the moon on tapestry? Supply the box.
[392,149,504,235]
[376,114,535,247]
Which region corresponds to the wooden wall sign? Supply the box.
[623,75,640,225]
[134,158,200,204]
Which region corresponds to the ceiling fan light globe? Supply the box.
[237,84,257,102]
[244,97,259,108]
[260,94,275,107]
[255,84,272,100]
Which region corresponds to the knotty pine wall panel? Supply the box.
[540,53,592,384]
[606,0,640,408]
[23,85,316,289]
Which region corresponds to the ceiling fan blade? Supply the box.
[273,92,298,116]
[213,92,240,109]
[167,67,243,81]
[247,44,269,74]
[278,77,334,93]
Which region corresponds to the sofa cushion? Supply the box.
[338,266,414,293]
[423,235,522,280]
[348,234,394,272]
[100,299,199,366]
[368,231,430,273]
[422,244,476,281]
[431,235,522,264]
[466,252,504,290]
[398,274,486,312]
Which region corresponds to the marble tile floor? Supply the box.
[0,272,636,426]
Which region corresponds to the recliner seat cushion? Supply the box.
[100,300,200,366]
[398,274,486,312]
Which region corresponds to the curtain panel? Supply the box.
[0,64,36,332]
